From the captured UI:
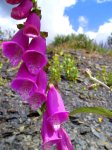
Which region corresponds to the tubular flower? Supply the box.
[27,69,47,110]
[11,63,38,100]
[2,29,29,67]
[23,36,47,75]
[24,12,41,38]
[6,0,23,5]
[28,92,47,110]
[56,128,74,150]
[36,69,47,93]
[41,112,61,150]
[11,0,33,20]
[47,84,69,128]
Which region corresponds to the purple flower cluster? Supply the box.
[2,0,74,149]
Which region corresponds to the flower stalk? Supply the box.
[2,0,73,149]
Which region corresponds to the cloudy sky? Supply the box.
[0,0,112,43]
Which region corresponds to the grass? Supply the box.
[47,33,111,54]
[96,66,112,87]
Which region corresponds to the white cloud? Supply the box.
[0,0,112,44]
[38,0,77,43]
[78,16,88,27]
[77,26,84,34]
[0,0,77,43]
[86,19,112,43]
[97,0,112,3]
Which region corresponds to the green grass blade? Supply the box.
[70,107,112,118]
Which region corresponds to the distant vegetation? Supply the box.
[47,33,112,55]
[0,27,15,41]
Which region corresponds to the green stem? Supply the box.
[37,108,42,116]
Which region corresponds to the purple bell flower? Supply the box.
[24,12,40,38]
[27,69,47,110]
[11,0,33,20]
[41,112,61,150]
[27,92,46,110]
[47,85,69,128]
[11,63,38,100]
[36,69,47,93]
[56,128,74,150]
[2,29,29,67]
[23,36,47,75]
[6,0,23,5]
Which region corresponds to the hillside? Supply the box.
[0,39,112,149]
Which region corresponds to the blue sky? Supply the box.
[64,0,112,31]
[0,0,112,43]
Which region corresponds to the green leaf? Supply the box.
[32,8,41,18]
[17,24,24,29]
[40,31,48,38]
[37,108,42,116]
[70,107,112,118]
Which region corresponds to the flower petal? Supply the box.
[11,63,38,100]
[6,0,22,5]
[41,112,61,150]
[23,36,47,74]
[11,0,33,20]
[36,69,47,93]
[27,92,47,110]
[24,13,40,38]
[2,29,29,66]
[56,128,74,150]
[47,85,69,127]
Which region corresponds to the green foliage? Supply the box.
[62,54,78,81]
[70,106,112,118]
[97,66,112,87]
[49,54,63,83]
[52,35,71,46]
[106,72,112,87]
[0,77,7,86]
[49,53,78,83]
[0,62,3,69]
[49,33,108,53]
[107,32,112,49]
[0,62,7,86]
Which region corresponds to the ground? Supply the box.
[0,47,112,150]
